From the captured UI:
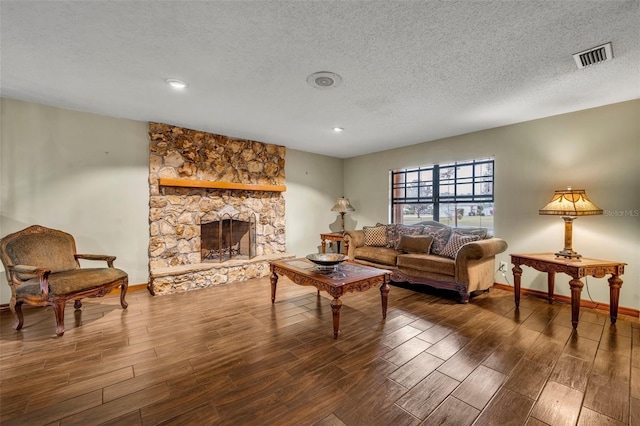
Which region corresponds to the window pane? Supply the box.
[440,167,455,181]
[441,202,495,233]
[419,184,432,198]
[457,165,473,178]
[391,158,494,226]
[406,181,418,199]
[476,162,493,176]
[440,184,454,197]
[419,169,433,183]
[394,187,406,198]
[475,182,492,196]
[457,183,472,195]
[398,203,434,224]
[438,203,463,227]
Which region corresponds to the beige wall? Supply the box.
[344,100,640,310]
[0,98,344,304]
[2,97,638,311]
[285,149,345,256]
[0,98,150,303]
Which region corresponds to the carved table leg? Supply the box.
[270,269,278,304]
[512,264,522,308]
[547,272,555,304]
[380,277,390,319]
[569,278,584,329]
[321,239,327,254]
[608,275,623,325]
[74,299,82,309]
[330,297,342,338]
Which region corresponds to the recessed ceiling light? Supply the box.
[164,78,189,89]
[307,71,342,89]
[333,127,344,132]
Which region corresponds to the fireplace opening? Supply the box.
[201,214,256,263]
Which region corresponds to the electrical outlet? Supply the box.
[499,261,508,272]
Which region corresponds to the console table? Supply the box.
[510,253,625,329]
[320,232,349,254]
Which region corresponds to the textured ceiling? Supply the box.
[1,1,638,158]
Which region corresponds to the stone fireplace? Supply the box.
[147,123,293,295]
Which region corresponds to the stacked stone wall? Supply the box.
[147,123,289,294]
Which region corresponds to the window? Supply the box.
[391,157,494,231]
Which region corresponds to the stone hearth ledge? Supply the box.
[148,253,295,296]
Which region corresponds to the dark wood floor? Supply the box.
[1,277,638,425]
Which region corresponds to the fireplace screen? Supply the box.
[201,214,256,262]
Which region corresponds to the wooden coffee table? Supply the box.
[270,258,391,338]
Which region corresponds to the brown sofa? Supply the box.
[344,221,507,303]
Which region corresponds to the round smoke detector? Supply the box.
[307,71,342,89]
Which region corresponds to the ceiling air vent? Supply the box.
[573,42,613,69]
[307,71,342,89]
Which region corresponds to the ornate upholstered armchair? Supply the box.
[0,225,128,336]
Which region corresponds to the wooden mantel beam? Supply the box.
[158,178,286,192]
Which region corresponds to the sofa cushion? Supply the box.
[354,246,399,266]
[393,225,425,249]
[397,253,455,276]
[16,268,128,297]
[440,232,481,259]
[363,225,387,247]
[422,225,452,255]
[386,224,426,249]
[397,235,433,254]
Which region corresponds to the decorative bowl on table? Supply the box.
[306,253,347,267]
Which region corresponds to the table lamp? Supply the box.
[331,197,355,234]
[539,186,602,259]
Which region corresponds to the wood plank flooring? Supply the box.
[0,277,638,425]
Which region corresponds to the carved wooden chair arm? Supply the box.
[9,264,51,296]
[75,254,117,267]
[10,264,44,274]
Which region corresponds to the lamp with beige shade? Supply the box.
[539,186,603,259]
[331,197,355,234]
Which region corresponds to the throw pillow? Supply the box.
[385,224,397,248]
[363,225,387,247]
[393,225,425,249]
[452,227,488,240]
[422,225,452,255]
[397,235,433,254]
[440,232,481,259]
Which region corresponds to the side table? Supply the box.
[320,232,349,254]
[510,253,625,329]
